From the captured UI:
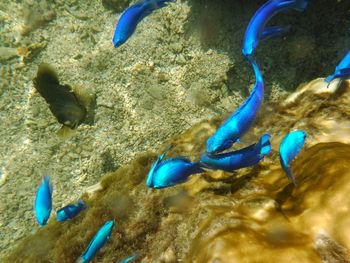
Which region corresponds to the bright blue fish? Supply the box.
[242,0,308,59]
[146,149,204,189]
[56,199,85,222]
[119,254,139,263]
[112,0,176,48]
[34,176,53,226]
[206,60,264,155]
[79,220,115,263]
[201,134,271,172]
[325,51,350,84]
[279,130,307,186]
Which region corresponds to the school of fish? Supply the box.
[30,0,350,262]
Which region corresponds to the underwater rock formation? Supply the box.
[3,79,350,262]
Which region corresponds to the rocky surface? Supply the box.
[0,0,349,261]
[3,79,350,263]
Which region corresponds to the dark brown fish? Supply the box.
[33,64,86,129]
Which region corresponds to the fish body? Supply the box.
[33,64,87,129]
[242,0,308,59]
[325,51,350,83]
[206,60,264,155]
[56,199,85,222]
[201,134,271,172]
[146,150,204,189]
[80,220,115,263]
[279,130,307,185]
[112,0,176,48]
[34,176,53,226]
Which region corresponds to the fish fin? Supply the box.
[71,85,95,115]
[147,146,172,187]
[291,0,308,11]
[43,176,53,195]
[257,134,271,155]
[325,75,334,84]
[261,25,291,41]
[192,162,205,174]
[57,125,76,139]
[284,165,297,186]
[77,199,85,207]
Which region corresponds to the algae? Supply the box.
[0,0,349,262]
[3,80,350,262]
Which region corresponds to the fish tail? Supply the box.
[292,0,308,12]
[285,166,297,186]
[250,59,264,85]
[257,134,271,155]
[43,176,53,195]
[325,75,334,84]
[192,162,205,174]
[57,125,76,139]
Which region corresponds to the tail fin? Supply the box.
[250,59,264,85]
[257,134,271,155]
[43,176,53,195]
[192,162,205,174]
[325,74,334,84]
[292,0,308,12]
[285,165,297,186]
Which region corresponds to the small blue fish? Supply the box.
[242,0,308,59]
[206,59,264,155]
[146,148,204,189]
[34,176,53,226]
[56,199,85,222]
[325,51,350,84]
[279,130,307,186]
[112,0,176,48]
[119,253,139,263]
[79,220,115,263]
[201,134,271,172]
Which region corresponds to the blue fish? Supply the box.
[34,176,53,226]
[206,60,264,155]
[119,254,139,263]
[80,220,115,263]
[146,149,204,189]
[279,130,307,186]
[56,199,85,222]
[201,134,271,172]
[112,0,176,48]
[242,0,308,59]
[325,51,350,84]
